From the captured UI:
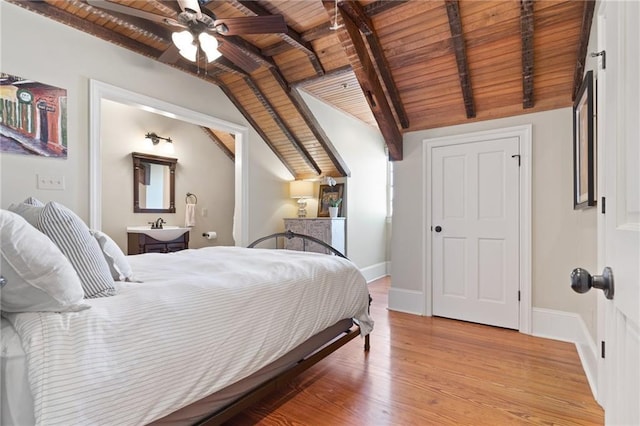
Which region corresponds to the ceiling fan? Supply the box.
[86,0,288,72]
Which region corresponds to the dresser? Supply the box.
[283,218,346,255]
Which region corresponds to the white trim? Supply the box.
[88,80,250,247]
[360,262,389,283]
[531,307,599,401]
[423,125,532,333]
[388,288,424,315]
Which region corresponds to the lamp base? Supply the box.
[297,199,307,218]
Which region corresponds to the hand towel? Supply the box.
[185,204,196,227]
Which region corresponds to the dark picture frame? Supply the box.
[317,183,344,217]
[573,70,596,209]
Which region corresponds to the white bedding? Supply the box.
[2,246,373,425]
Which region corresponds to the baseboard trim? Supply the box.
[388,287,424,315]
[531,307,599,401]
[361,262,389,283]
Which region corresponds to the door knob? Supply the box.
[434,226,442,233]
[570,267,614,300]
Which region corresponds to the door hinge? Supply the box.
[601,196,606,214]
[518,290,521,301]
[601,341,606,358]
[511,154,521,167]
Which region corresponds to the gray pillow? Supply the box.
[37,202,116,298]
[8,201,44,228]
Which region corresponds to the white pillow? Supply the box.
[0,210,89,312]
[37,202,116,298]
[8,201,44,227]
[90,230,134,281]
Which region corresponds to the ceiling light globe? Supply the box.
[198,33,221,63]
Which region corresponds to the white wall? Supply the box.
[100,100,235,251]
[0,1,289,246]
[392,108,598,337]
[0,1,389,274]
[298,91,388,277]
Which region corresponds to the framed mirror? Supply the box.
[131,152,177,213]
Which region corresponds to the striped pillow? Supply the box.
[37,202,116,298]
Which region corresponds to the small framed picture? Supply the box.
[317,183,344,217]
[573,70,596,209]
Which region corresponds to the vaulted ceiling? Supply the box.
[7,0,594,179]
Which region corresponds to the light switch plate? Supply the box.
[37,174,65,190]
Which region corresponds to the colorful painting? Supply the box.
[0,73,67,158]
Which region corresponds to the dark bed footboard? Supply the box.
[247,230,347,258]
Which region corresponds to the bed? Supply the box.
[1,205,373,426]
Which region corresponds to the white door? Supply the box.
[431,136,520,329]
[597,2,640,423]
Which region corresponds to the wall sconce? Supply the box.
[290,180,314,218]
[145,132,174,154]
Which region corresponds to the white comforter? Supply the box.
[3,246,373,425]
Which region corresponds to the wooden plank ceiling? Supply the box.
[8,0,594,177]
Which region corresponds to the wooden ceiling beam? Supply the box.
[520,0,535,109]
[339,0,409,129]
[201,127,235,161]
[230,0,324,77]
[445,0,476,119]
[272,69,351,177]
[214,57,250,78]
[572,0,596,101]
[217,83,298,177]
[262,41,293,57]
[301,23,334,42]
[364,0,410,17]
[243,77,322,176]
[323,1,402,160]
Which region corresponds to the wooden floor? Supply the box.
[227,277,603,425]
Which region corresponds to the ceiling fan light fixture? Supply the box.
[172,30,197,61]
[198,32,221,62]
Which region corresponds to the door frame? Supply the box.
[423,125,532,333]
[88,79,250,246]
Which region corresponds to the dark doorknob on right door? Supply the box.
[434,226,442,233]
[570,267,614,300]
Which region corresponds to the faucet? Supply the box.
[149,217,165,229]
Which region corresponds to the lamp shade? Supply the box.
[198,33,221,62]
[290,180,313,199]
[172,31,197,62]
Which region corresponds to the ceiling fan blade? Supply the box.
[214,15,287,36]
[217,42,261,73]
[86,0,170,25]
[177,0,202,18]
[158,44,180,64]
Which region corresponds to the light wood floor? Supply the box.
[228,277,603,425]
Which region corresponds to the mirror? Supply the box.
[132,152,177,213]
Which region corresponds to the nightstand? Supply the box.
[283,218,345,255]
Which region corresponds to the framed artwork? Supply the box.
[317,183,344,217]
[573,70,596,209]
[0,72,68,158]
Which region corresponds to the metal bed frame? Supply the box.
[247,229,347,258]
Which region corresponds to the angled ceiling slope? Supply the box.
[7,0,595,167]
